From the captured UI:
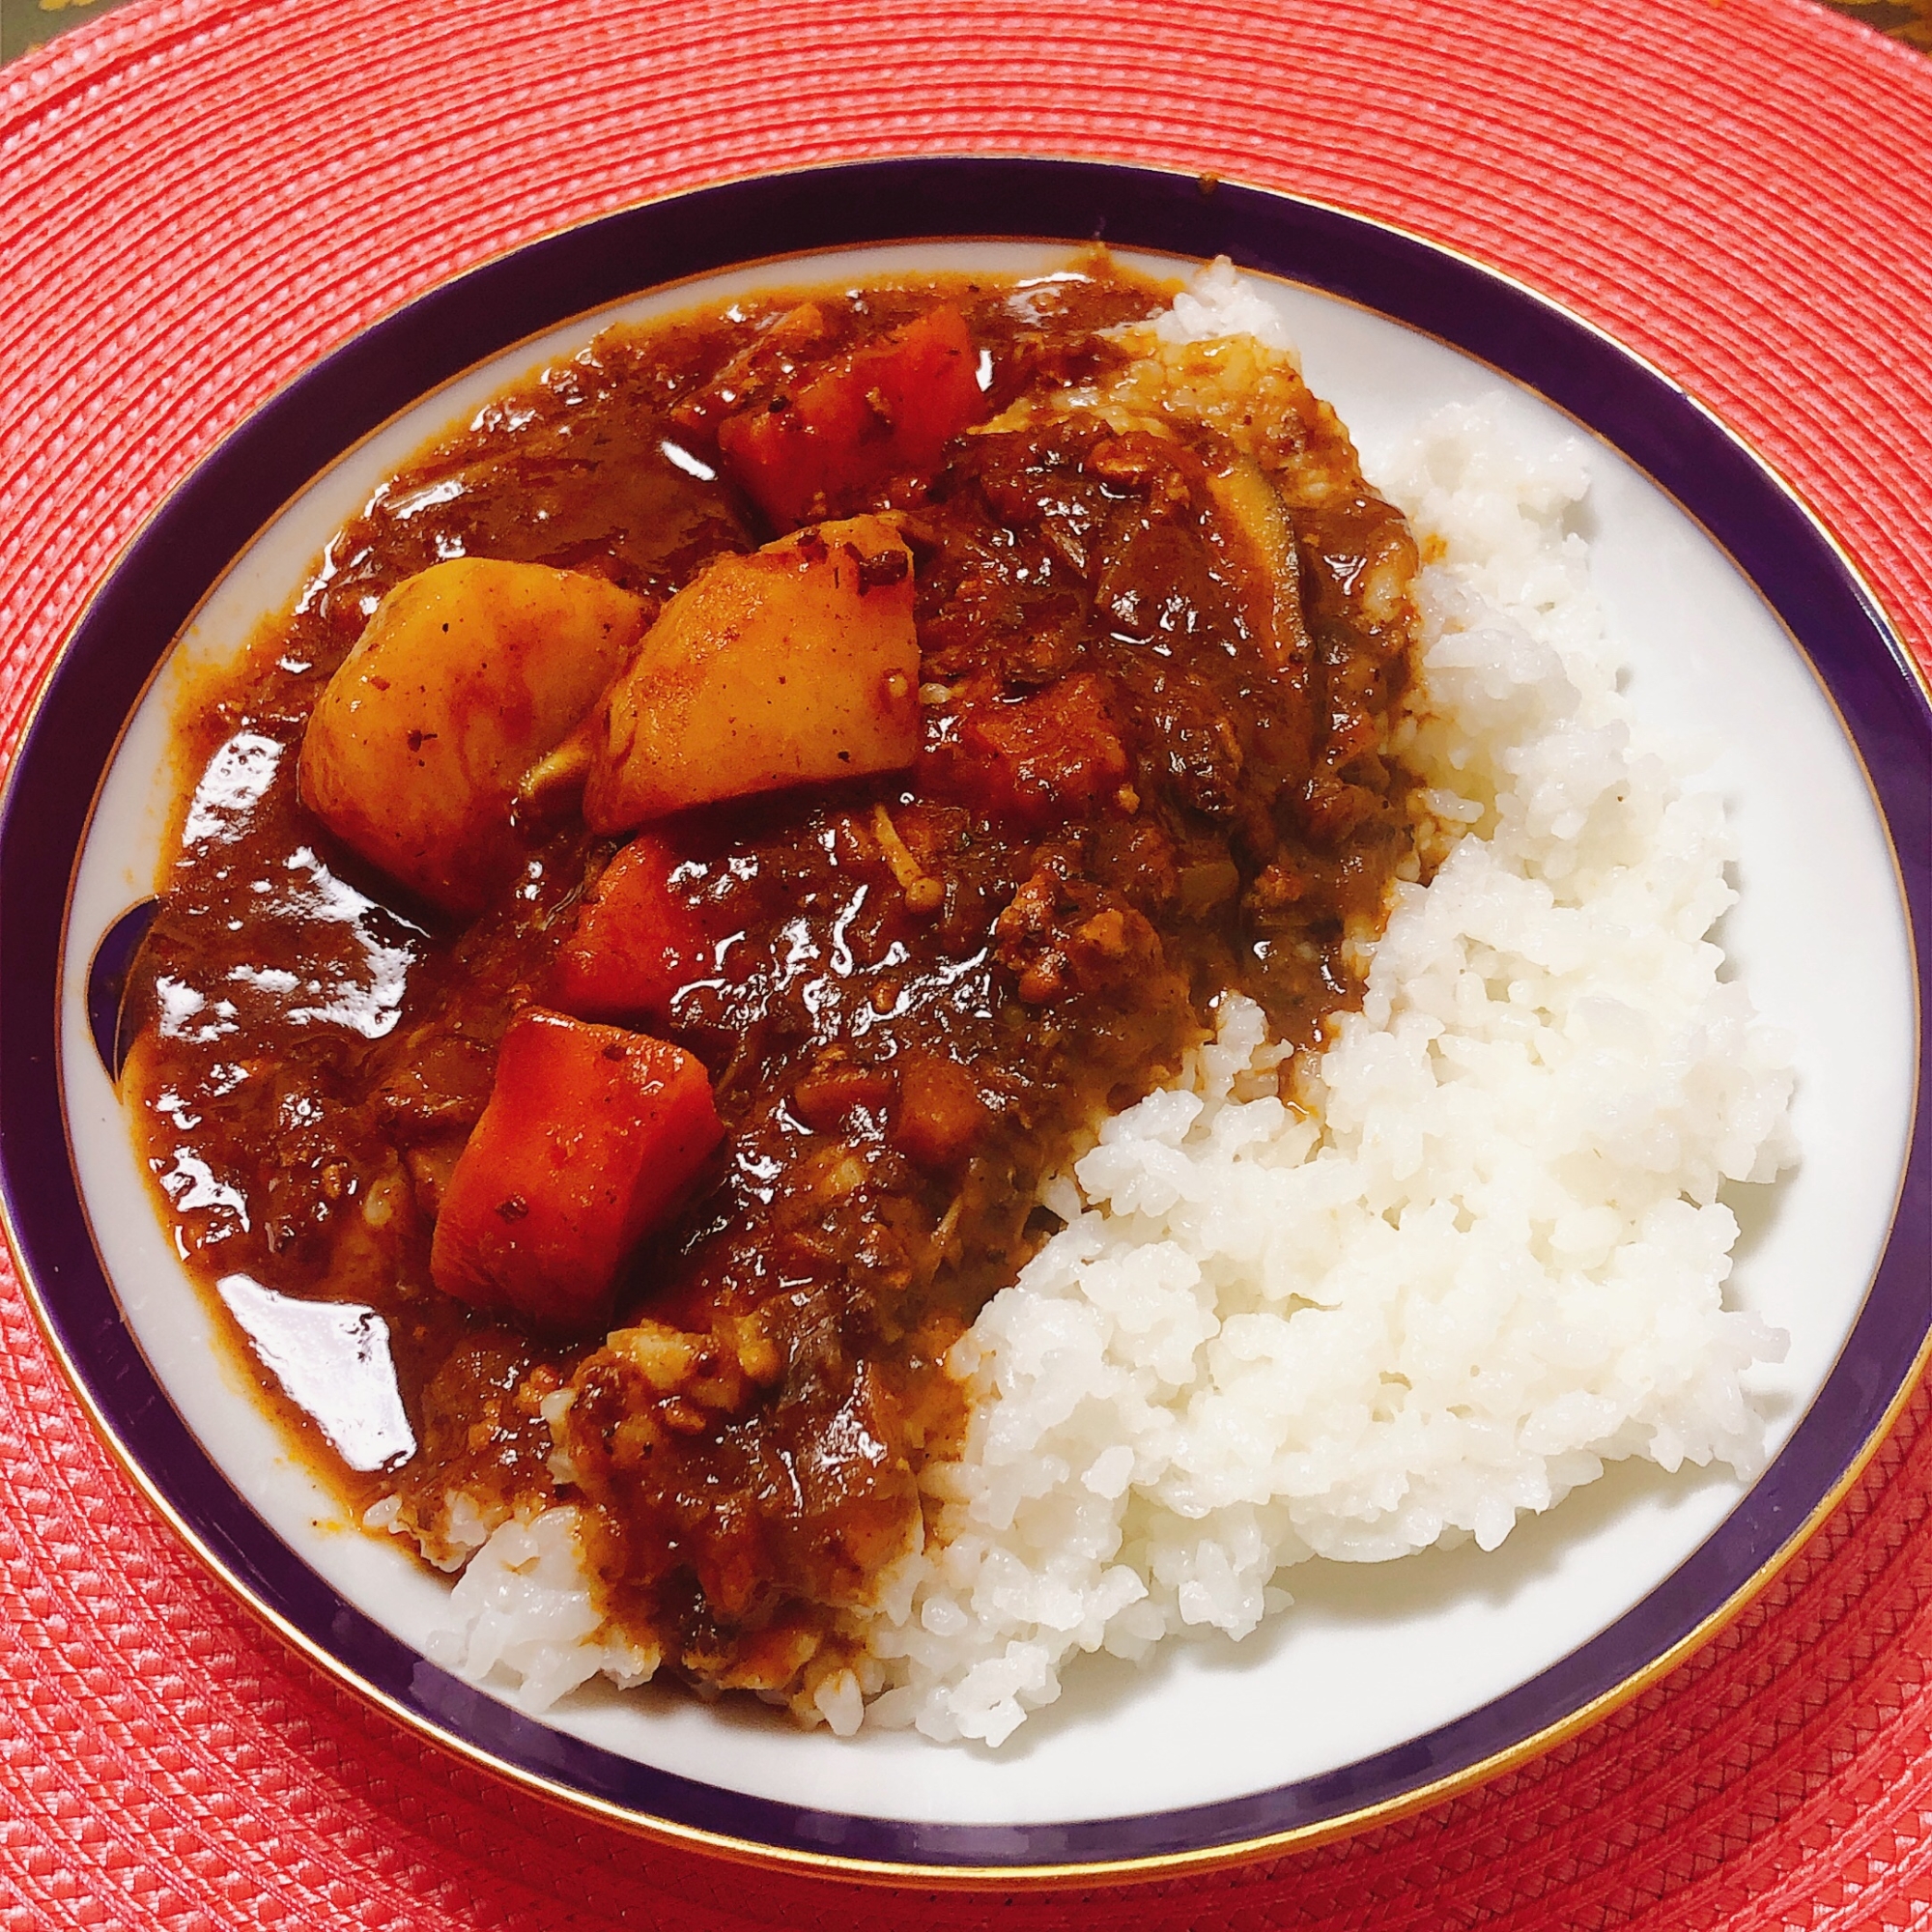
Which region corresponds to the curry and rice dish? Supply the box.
[124,256,1796,1747]
[125,259,1424,1715]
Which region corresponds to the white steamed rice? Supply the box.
[417,264,1797,1746]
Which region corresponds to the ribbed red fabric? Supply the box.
[4,1,1930,1923]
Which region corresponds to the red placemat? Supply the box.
[5,0,1931,1923]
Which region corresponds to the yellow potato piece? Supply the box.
[583,515,920,834]
[298,557,650,914]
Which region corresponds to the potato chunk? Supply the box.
[299,558,650,914]
[583,515,919,834]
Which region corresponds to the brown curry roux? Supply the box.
[126,257,1422,1711]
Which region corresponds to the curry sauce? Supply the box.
[126,258,1423,1711]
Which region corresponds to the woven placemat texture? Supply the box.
[5,0,1931,1923]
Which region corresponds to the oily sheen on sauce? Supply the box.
[124,259,1424,1718]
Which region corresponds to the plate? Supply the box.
[2,157,1926,1883]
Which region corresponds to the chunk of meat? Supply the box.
[1144,668,1247,818]
[993,860,1167,1005]
[583,515,920,833]
[716,305,984,527]
[552,834,719,1023]
[298,558,650,914]
[430,1009,724,1329]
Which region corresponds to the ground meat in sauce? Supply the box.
[125,257,1423,1711]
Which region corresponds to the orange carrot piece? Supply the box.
[553,835,714,1023]
[430,1009,723,1328]
[716,304,983,527]
[938,672,1131,824]
[892,1054,987,1170]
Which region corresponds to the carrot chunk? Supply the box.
[430,1009,723,1328]
[892,1053,987,1170]
[933,671,1131,824]
[716,305,984,527]
[552,835,714,1023]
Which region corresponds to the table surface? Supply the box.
[4,0,1932,65]
[14,0,1930,60]
[5,1,1932,1926]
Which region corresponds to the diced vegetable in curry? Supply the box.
[430,1010,724,1329]
[584,514,921,831]
[299,556,651,915]
[126,257,1423,1717]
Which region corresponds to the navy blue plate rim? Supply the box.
[2,155,1927,1884]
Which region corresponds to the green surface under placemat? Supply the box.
[4,0,138,61]
[5,0,1930,59]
